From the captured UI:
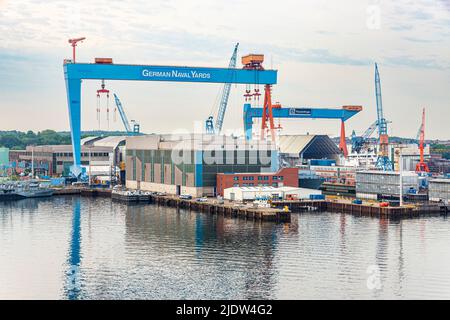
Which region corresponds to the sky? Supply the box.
[0,0,449,139]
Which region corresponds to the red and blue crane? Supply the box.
[374,63,393,171]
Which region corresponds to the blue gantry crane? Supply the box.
[374,63,393,171]
[243,104,362,145]
[113,93,140,135]
[205,43,239,135]
[64,38,276,177]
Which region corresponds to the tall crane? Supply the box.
[374,63,393,171]
[68,37,86,63]
[113,93,140,135]
[415,107,429,173]
[205,43,239,134]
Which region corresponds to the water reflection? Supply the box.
[1,196,450,299]
[65,197,82,300]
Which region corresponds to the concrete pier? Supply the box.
[53,187,448,220]
[273,200,449,218]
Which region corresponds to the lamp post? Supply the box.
[31,145,35,179]
[88,146,92,187]
[399,148,403,207]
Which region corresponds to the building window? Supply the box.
[233,183,239,187]
[233,176,239,181]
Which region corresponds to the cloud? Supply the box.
[275,47,370,66]
[383,55,448,69]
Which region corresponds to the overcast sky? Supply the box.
[0,0,449,139]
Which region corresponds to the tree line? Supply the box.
[0,130,72,150]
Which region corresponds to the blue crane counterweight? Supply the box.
[374,63,393,171]
[206,43,239,134]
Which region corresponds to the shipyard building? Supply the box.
[355,170,419,200]
[8,136,125,176]
[125,134,278,197]
[278,135,341,167]
[429,179,450,204]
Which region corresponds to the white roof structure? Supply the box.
[126,134,276,151]
[223,185,322,201]
[278,135,315,155]
[81,136,100,145]
[90,136,126,149]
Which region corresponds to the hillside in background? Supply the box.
[0,130,129,150]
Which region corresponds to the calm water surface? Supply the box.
[1,196,450,299]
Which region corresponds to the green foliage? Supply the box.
[0,130,71,149]
[431,143,450,159]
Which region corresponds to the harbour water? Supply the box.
[1,196,450,300]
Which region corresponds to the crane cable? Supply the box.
[96,93,101,130]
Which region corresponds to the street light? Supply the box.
[87,146,92,187]
[399,148,403,207]
[30,144,35,179]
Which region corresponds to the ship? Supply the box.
[0,181,53,200]
[298,169,325,190]
[15,182,54,198]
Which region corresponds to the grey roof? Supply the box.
[278,135,315,154]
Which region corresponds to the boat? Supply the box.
[15,182,54,198]
[298,170,325,190]
[0,184,21,201]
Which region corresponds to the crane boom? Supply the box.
[206,43,239,134]
[415,107,429,173]
[350,120,377,154]
[374,63,393,171]
[113,93,140,134]
[375,63,387,137]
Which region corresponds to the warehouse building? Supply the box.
[216,167,299,196]
[223,186,322,201]
[356,170,419,200]
[429,179,450,204]
[125,134,278,197]
[0,147,9,167]
[8,136,125,176]
[278,135,341,167]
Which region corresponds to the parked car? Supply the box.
[156,192,167,196]
[196,197,208,202]
[179,194,192,200]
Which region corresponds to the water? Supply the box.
[1,196,450,300]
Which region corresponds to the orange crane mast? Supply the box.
[415,107,430,173]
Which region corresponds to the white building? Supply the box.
[429,179,450,204]
[356,170,419,199]
[223,186,322,201]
